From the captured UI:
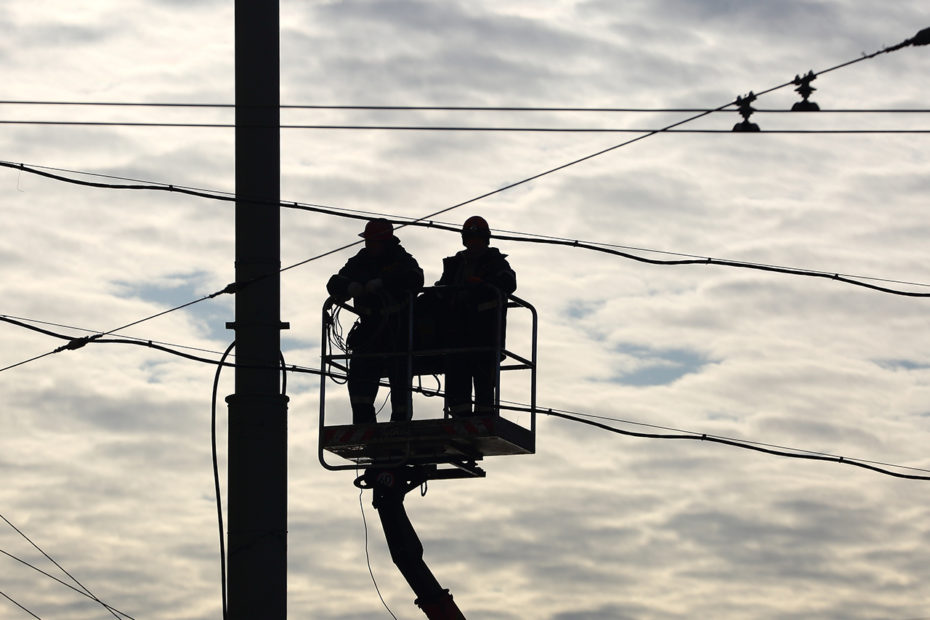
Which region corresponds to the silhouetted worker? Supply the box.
[327,218,424,423]
[437,216,516,416]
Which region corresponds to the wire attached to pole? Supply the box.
[211,341,236,620]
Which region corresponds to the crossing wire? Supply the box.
[0,590,41,620]
[0,513,125,619]
[0,550,135,620]
[4,159,930,298]
[1,29,927,374]
[3,312,929,482]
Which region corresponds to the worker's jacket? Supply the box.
[435,247,516,349]
[327,238,424,350]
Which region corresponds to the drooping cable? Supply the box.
[4,29,927,293]
[2,99,929,113]
[211,341,236,620]
[4,160,929,298]
[529,407,930,481]
[357,466,398,620]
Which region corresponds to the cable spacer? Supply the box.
[909,26,930,47]
[732,92,761,132]
[214,282,240,297]
[55,334,101,353]
[791,71,820,111]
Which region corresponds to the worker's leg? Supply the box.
[471,350,498,415]
[388,355,412,422]
[348,354,379,424]
[443,354,472,416]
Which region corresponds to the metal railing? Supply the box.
[319,285,537,471]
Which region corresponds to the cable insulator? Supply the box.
[791,71,820,112]
[732,92,761,132]
[910,26,930,46]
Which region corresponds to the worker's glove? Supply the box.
[365,278,384,293]
[347,281,364,298]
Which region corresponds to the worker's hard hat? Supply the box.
[461,215,490,238]
[359,218,393,241]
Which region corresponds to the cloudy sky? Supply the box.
[2,1,929,618]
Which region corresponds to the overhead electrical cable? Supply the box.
[2,99,929,114]
[2,29,927,373]
[4,160,929,298]
[3,311,928,482]
[0,280,238,374]
[0,513,125,619]
[504,403,930,477]
[1,120,929,133]
[539,408,930,481]
[0,590,41,620]
[0,550,135,619]
[9,28,928,280]
[0,315,306,375]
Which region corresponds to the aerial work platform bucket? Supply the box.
[319,286,537,479]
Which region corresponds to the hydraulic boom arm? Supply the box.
[360,467,467,620]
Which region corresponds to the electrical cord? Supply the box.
[4,28,928,304]
[0,281,238,374]
[211,342,236,620]
[210,344,288,620]
[357,465,399,620]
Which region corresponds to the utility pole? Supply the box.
[227,2,287,619]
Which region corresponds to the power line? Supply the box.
[0,281,237,374]
[3,311,929,482]
[2,32,926,374]
[524,407,930,481]
[515,405,930,476]
[0,314,238,360]
[0,513,125,619]
[2,120,929,133]
[0,550,135,619]
[0,589,41,620]
[1,100,929,114]
[4,160,930,298]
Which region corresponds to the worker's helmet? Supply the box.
[461,215,490,240]
[359,218,393,241]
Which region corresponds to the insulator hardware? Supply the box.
[732,92,760,132]
[791,71,820,111]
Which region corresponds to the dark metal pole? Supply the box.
[228,2,286,619]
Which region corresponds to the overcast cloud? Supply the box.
[1,1,929,619]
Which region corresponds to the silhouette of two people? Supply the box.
[328,216,516,423]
